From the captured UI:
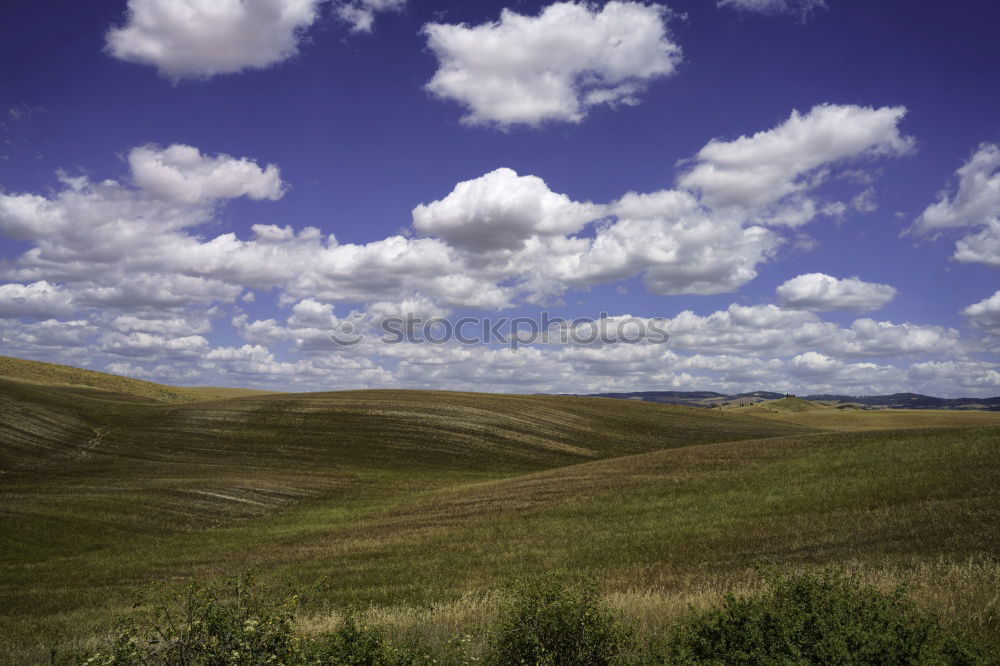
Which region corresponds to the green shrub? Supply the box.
[76,574,302,665]
[72,575,397,666]
[310,612,395,665]
[483,574,632,666]
[663,571,986,665]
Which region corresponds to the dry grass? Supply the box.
[752,408,1000,430]
[293,556,1000,661]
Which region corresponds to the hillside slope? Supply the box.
[0,355,276,403]
[0,379,813,474]
[1,370,816,563]
[0,366,821,661]
[383,426,1000,581]
[3,424,998,662]
[727,396,828,413]
[721,396,1000,430]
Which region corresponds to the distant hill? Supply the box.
[804,392,1000,410]
[585,389,1000,411]
[715,396,1000,430]
[0,355,278,403]
[733,396,827,413]
[583,390,782,407]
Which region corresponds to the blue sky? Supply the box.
[0,0,998,396]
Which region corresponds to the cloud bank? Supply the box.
[1,105,992,396]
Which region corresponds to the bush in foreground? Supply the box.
[83,575,302,665]
[663,570,985,665]
[483,574,632,665]
[72,575,397,665]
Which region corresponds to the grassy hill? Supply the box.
[0,377,808,474]
[753,407,1000,431]
[1,357,998,662]
[724,394,1000,430]
[0,355,277,403]
[725,396,829,413]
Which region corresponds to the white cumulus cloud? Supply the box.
[412,168,603,252]
[953,221,1000,268]
[677,103,913,225]
[912,143,1000,267]
[0,281,75,319]
[111,313,213,336]
[99,331,210,359]
[561,189,782,295]
[963,291,1000,335]
[129,144,286,205]
[662,303,958,359]
[105,0,323,80]
[776,273,897,312]
[423,1,681,128]
[913,143,1000,233]
[908,360,1000,394]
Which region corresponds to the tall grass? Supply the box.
[64,571,988,665]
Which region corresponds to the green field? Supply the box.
[727,396,1000,430]
[1,359,999,662]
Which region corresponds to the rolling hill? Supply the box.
[0,355,278,403]
[1,356,999,662]
[722,396,1000,431]
[726,396,826,412]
